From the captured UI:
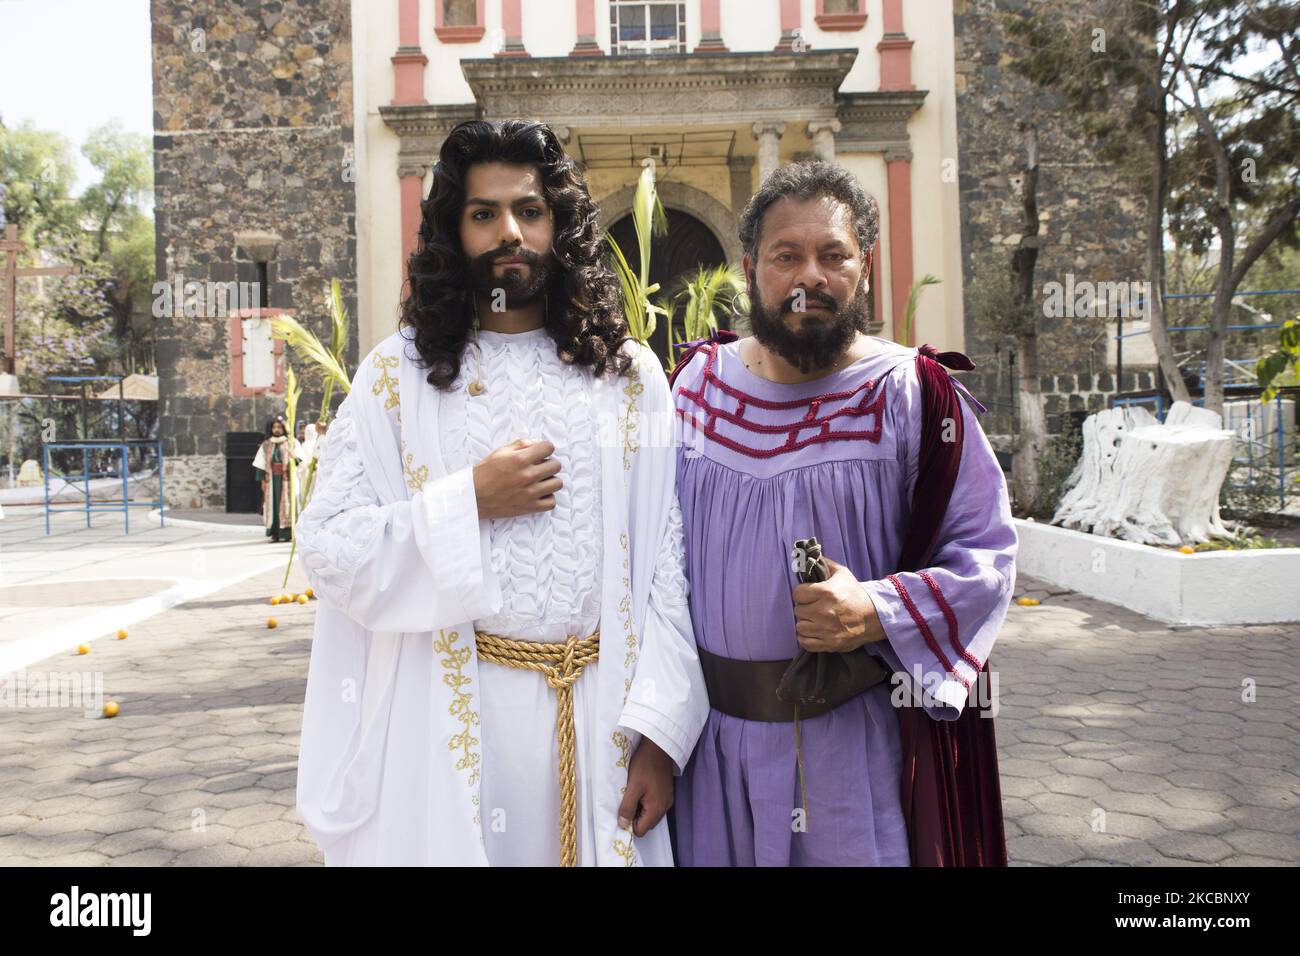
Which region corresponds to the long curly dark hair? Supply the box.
[400,119,633,389]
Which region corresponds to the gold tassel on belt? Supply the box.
[474,630,600,868]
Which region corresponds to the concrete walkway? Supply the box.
[0,522,1295,865]
[998,579,1297,866]
[0,505,288,674]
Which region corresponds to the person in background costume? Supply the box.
[253,417,299,543]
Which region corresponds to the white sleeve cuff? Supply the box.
[617,702,693,776]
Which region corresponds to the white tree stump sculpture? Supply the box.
[1052,401,1236,546]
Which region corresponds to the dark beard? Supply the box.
[466,245,554,309]
[747,274,870,374]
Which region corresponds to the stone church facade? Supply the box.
[152,0,1144,510]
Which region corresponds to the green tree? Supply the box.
[1005,0,1300,414]
[1,119,156,382]
[75,121,156,371]
[0,118,81,249]
[79,121,152,261]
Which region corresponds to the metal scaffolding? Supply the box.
[40,375,164,535]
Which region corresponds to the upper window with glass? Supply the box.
[610,1,686,55]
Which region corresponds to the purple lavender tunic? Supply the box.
[670,337,1017,867]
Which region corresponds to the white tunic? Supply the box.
[439,327,604,865]
[294,327,709,866]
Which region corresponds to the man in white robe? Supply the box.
[293,119,709,866]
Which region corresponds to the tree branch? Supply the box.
[1228,195,1300,290]
[1194,62,1299,98]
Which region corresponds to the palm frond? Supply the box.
[328,278,349,364]
[281,365,303,588]
[319,279,351,418]
[663,263,745,363]
[632,163,667,287]
[606,231,670,346]
[606,235,650,343]
[270,313,351,395]
[903,274,942,346]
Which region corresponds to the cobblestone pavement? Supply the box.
[0,564,1295,866]
[995,579,1298,866]
[0,562,322,866]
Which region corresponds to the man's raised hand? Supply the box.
[472,438,562,520]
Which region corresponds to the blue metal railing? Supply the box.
[42,439,165,535]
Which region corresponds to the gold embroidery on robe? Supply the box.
[618,530,639,696]
[612,836,637,867]
[620,361,643,472]
[371,352,401,423]
[611,530,641,865]
[611,731,632,769]
[434,629,481,793]
[401,440,428,493]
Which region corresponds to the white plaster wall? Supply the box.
[426,0,497,103]
[837,153,893,334]
[906,0,965,351]
[1016,518,1300,625]
[353,0,964,354]
[825,1,964,348]
[720,0,782,49]
[350,0,374,354]
[521,0,577,56]
[355,0,416,354]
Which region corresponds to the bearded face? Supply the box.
[743,194,871,374]
[466,243,555,309]
[459,162,557,311]
[747,271,871,374]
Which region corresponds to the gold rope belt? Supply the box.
[474,630,600,868]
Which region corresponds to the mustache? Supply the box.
[783,290,839,313]
[484,246,541,265]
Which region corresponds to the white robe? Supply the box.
[438,327,605,865]
[294,327,709,866]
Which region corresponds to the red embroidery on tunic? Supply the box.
[675,342,885,459]
[919,569,982,672]
[887,573,973,691]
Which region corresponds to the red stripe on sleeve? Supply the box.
[888,573,971,690]
[918,569,983,673]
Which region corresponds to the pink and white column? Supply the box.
[495,0,529,57]
[878,0,917,344]
[696,0,728,52]
[571,0,603,55]
[392,0,428,274]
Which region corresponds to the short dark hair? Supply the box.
[738,161,880,262]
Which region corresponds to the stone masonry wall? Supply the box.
[953,0,1152,447]
[151,0,358,510]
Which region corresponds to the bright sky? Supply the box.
[0,0,152,193]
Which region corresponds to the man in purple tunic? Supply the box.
[669,161,1018,866]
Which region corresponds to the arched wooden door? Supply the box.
[606,208,729,368]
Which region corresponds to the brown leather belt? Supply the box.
[697,645,892,722]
